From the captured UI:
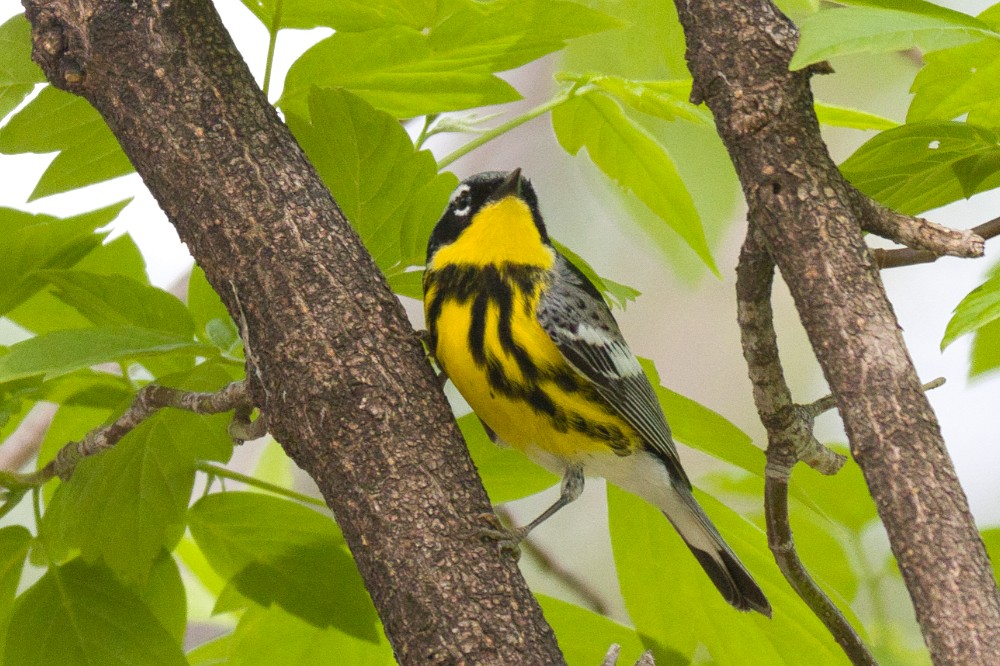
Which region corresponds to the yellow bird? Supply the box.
[423,169,770,616]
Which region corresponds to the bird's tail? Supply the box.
[661,484,772,617]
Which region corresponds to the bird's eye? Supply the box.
[451,188,472,217]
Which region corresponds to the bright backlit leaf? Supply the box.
[790,2,997,71]
[942,273,1000,350]
[0,86,133,200]
[0,15,44,120]
[840,121,1000,215]
[815,101,899,130]
[280,0,619,118]
[287,88,457,273]
[553,91,715,272]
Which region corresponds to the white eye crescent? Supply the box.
[449,184,472,217]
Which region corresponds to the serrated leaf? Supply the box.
[840,120,1000,215]
[188,492,378,639]
[5,559,186,666]
[41,410,230,584]
[790,3,997,71]
[459,412,558,504]
[814,101,899,130]
[608,486,847,664]
[942,273,1000,349]
[553,91,716,272]
[0,15,45,120]
[226,604,394,666]
[287,88,457,273]
[0,326,212,383]
[238,0,439,31]
[0,86,133,200]
[0,200,129,317]
[38,270,194,336]
[536,594,646,666]
[280,0,620,118]
[188,265,240,354]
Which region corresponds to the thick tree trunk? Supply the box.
[21,0,565,663]
[674,1,1000,663]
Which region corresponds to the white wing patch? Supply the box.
[573,324,643,378]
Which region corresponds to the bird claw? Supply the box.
[477,512,525,560]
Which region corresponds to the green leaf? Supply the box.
[552,240,640,310]
[553,91,716,273]
[970,315,1000,378]
[908,39,1000,126]
[0,326,212,383]
[840,121,1000,215]
[139,551,187,644]
[41,410,230,584]
[38,270,194,336]
[188,492,379,639]
[639,358,764,479]
[238,0,439,31]
[790,3,997,71]
[983,528,1000,582]
[286,88,457,272]
[0,15,45,120]
[386,268,425,300]
[188,265,240,354]
[280,0,620,118]
[814,101,899,130]
[226,604,394,666]
[0,200,129,317]
[608,486,847,664]
[6,559,185,666]
[460,413,558,504]
[536,594,647,666]
[0,526,32,665]
[0,86,133,200]
[186,633,233,665]
[565,74,710,125]
[791,445,878,533]
[942,273,1000,349]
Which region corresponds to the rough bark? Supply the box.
[21,0,565,663]
[674,1,1000,663]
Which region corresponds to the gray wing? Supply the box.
[537,254,690,488]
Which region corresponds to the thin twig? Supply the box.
[736,223,876,666]
[874,216,1000,269]
[854,192,986,260]
[801,377,946,419]
[496,506,610,616]
[0,380,261,490]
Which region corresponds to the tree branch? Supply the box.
[676,1,1000,663]
[736,225,873,664]
[855,194,985,259]
[22,0,565,662]
[874,216,1000,269]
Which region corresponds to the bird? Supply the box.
[422,168,771,616]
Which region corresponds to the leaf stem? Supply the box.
[437,85,583,169]
[262,0,285,98]
[194,461,327,508]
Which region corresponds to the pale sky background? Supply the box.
[1,0,998,542]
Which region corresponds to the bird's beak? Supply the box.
[493,168,523,200]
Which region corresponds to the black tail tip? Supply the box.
[690,547,772,617]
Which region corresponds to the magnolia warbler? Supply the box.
[423,169,770,616]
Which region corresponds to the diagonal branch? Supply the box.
[0,380,260,490]
[854,193,985,259]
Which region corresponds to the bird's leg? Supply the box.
[480,465,584,558]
